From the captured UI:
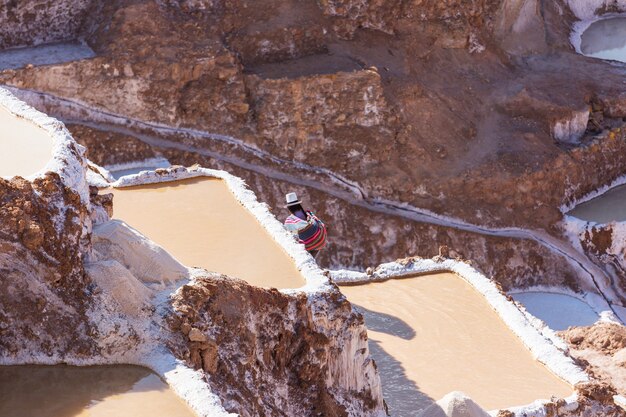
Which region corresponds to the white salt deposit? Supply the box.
[90,220,189,286]
[417,392,490,417]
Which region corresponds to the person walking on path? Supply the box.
[283,192,327,258]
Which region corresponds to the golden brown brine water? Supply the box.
[109,177,305,289]
[340,273,573,415]
[0,365,197,417]
[0,107,54,178]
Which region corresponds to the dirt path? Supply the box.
[340,273,574,415]
[0,106,53,177]
[110,177,305,289]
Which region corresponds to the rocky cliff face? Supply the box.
[0,173,97,359]
[7,0,626,311]
[169,275,384,417]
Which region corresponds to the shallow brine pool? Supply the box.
[109,159,171,180]
[0,365,196,417]
[0,106,54,178]
[580,16,626,63]
[340,273,573,415]
[512,292,599,331]
[0,41,95,71]
[110,177,306,289]
[568,183,626,223]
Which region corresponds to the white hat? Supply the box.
[285,192,302,207]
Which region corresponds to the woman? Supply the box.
[283,192,327,258]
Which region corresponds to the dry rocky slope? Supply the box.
[3,0,626,304]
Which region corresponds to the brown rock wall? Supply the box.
[0,173,97,358]
[169,274,383,417]
[246,69,397,165]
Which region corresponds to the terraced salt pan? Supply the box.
[107,158,172,180]
[110,177,305,289]
[340,273,573,415]
[0,365,196,417]
[0,106,54,177]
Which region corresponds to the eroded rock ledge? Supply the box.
[169,275,383,416]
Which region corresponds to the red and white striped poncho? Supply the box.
[284,211,327,252]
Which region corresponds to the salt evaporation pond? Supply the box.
[0,365,196,417]
[110,177,305,289]
[568,183,626,223]
[0,41,95,71]
[0,106,53,178]
[340,273,572,415]
[580,17,626,62]
[512,292,599,331]
[109,159,172,180]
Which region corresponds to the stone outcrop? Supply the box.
[245,69,396,165]
[0,172,97,358]
[560,323,626,397]
[495,381,626,417]
[168,275,384,417]
[567,218,626,299]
